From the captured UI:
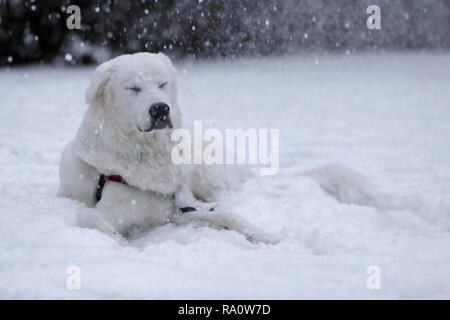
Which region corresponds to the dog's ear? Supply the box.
[85,62,115,105]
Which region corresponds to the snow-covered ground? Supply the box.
[1,53,450,299]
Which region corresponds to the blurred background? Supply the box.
[1,0,449,66]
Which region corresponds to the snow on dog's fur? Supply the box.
[58,52,377,244]
[57,52,275,244]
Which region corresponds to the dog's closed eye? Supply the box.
[126,86,141,93]
[158,82,168,89]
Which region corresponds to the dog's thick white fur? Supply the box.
[58,52,378,245]
[303,164,379,208]
[57,52,275,244]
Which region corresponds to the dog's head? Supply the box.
[85,52,181,133]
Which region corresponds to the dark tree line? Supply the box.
[1,0,449,65]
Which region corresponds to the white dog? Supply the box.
[58,52,277,244]
[58,52,377,244]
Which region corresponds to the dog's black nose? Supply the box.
[149,103,170,119]
[148,102,173,130]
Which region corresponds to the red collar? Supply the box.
[103,174,128,185]
[96,174,128,202]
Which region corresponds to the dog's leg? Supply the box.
[78,208,119,235]
[171,210,279,245]
[174,185,217,212]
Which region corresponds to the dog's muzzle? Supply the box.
[143,102,173,132]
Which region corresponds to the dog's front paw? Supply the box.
[195,201,218,212]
